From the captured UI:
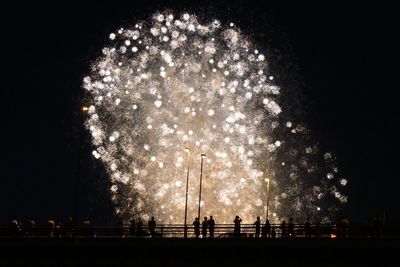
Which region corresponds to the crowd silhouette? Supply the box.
[1,214,390,239]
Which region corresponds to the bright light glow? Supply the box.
[83,12,348,224]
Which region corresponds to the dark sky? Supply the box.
[1,1,398,223]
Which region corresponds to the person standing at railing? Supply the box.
[253,217,261,238]
[148,217,156,237]
[314,222,320,238]
[129,219,136,237]
[193,217,200,238]
[10,219,21,238]
[288,218,295,237]
[280,220,286,238]
[54,220,62,238]
[47,218,55,238]
[305,218,311,238]
[116,217,124,237]
[271,227,276,238]
[208,216,215,238]
[26,218,36,237]
[234,215,242,238]
[83,217,93,237]
[263,219,271,238]
[136,218,143,237]
[64,217,73,238]
[202,217,208,238]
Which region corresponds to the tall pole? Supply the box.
[198,154,206,220]
[184,148,190,238]
[74,106,88,224]
[265,178,270,221]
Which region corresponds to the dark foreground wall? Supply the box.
[0,238,399,266]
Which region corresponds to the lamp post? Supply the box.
[197,153,206,220]
[183,147,190,238]
[265,178,270,221]
[74,106,89,224]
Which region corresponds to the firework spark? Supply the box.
[83,12,348,223]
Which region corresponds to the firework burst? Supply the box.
[83,12,348,223]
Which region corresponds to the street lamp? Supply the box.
[74,106,89,224]
[197,153,207,220]
[183,147,191,238]
[265,178,270,221]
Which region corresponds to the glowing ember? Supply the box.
[83,12,348,223]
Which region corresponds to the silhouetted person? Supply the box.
[337,217,350,238]
[280,220,286,238]
[47,218,55,238]
[116,217,124,237]
[148,217,156,237]
[202,217,208,238]
[341,217,350,238]
[10,219,21,238]
[136,218,143,237]
[271,227,276,239]
[64,217,73,238]
[315,222,321,238]
[129,219,136,236]
[26,219,36,237]
[193,217,200,238]
[264,219,271,238]
[234,215,242,238]
[253,216,261,238]
[83,217,93,237]
[288,218,295,237]
[54,220,61,238]
[305,218,311,238]
[208,216,215,238]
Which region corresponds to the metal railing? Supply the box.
[1,223,400,239]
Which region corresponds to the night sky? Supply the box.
[1,1,398,224]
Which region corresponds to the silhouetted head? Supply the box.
[210,216,213,219]
[257,216,260,220]
[235,215,239,219]
[204,217,207,220]
[151,217,154,220]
